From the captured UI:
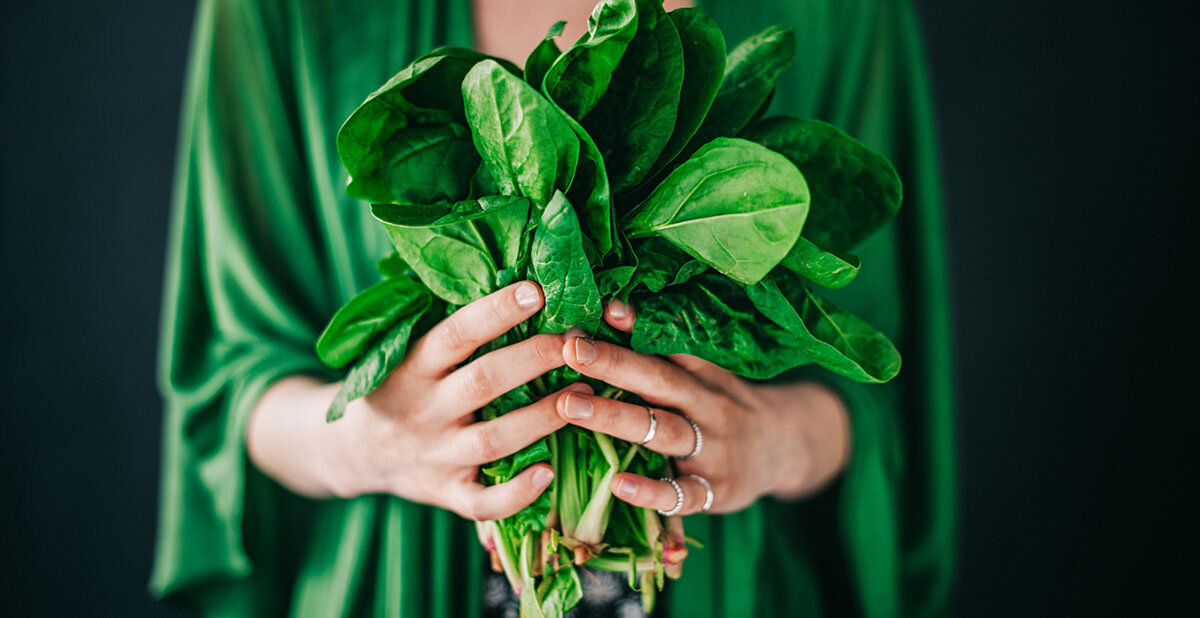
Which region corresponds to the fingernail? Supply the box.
[613,478,637,499]
[573,337,598,365]
[563,327,586,339]
[532,466,555,487]
[515,282,540,308]
[566,383,594,394]
[607,300,629,319]
[564,393,593,419]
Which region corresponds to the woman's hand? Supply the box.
[554,300,852,516]
[249,281,584,522]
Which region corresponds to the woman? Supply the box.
[151,0,954,616]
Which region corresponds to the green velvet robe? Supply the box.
[150,0,955,616]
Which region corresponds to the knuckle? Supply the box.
[531,334,562,366]
[460,365,494,400]
[658,413,688,448]
[459,499,487,522]
[487,294,512,324]
[649,363,679,393]
[453,490,489,522]
[468,428,499,463]
[432,316,465,351]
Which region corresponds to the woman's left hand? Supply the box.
[556,299,853,516]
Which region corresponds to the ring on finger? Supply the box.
[657,477,684,517]
[675,415,703,461]
[639,407,658,445]
[684,474,714,513]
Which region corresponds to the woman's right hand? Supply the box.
[249,280,585,522]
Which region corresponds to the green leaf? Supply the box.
[779,236,860,289]
[539,566,583,617]
[482,438,551,483]
[628,238,707,293]
[337,49,517,201]
[624,138,809,284]
[356,123,478,204]
[561,112,616,258]
[645,7,725,178]
[326,290,433,421]
[542,0,639,119]
[370,195,529,228]
[631,273,806,379]
[583,0,684,192]
[745,269,901,382]
[315,274,427,368]
[530,192,603,333]
[378,217,497,305]
[744,116,903,253]
[524,22,565,89]
[462,60,580,205]
[683,25,796,155]
[375,252,410,279]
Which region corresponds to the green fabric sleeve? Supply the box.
[150,0,334,611]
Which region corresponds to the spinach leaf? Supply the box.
[372,124,478,204]
[482,438,551,483]
[630,273,807,379]
[682,26,795,155]
[542,0,638,119]
[463,60,580,205]
[744,116,902,253]
[372,195,533,272]
[745,268,901,382]
[780,236,861,289]
[539,567,583,618]
[376,252,411,279]
[624,138,809,284]
[378,218,497,305]
[337,49,518,202]
[524,22,565,89]
[583,0,683,192]
[645,8,725,179]
[628,237,707,293]
[326,289,433,421]
[370,196,529,227]
[530,192,602,333]
[561,111,616,258]
[315,274,427,369]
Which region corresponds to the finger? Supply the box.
[562,337,703,410]
[610,473,710,516]
[456,463,555,522]
[438,333,566,414]
[666,353,746,395]
[603,299,635,333]
[409,281,545,376]
[454,384,591,465]
[556,393,698,458]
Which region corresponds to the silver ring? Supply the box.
[676,415,703,461]
[656,477,684,517]
[684,474,714,513]
[639,407,657,445]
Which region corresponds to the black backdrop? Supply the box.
[2,1,1195,616]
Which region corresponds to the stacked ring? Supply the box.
[639,407,657,445]
[657,477,684,517]
[676,415,703,461]
[684,474,714,513]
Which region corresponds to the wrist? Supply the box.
[248,376,362,499]
[764,381,851,501]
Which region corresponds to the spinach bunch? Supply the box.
[316,1,903,614]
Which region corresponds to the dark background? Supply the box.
[2,1,1196,616]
